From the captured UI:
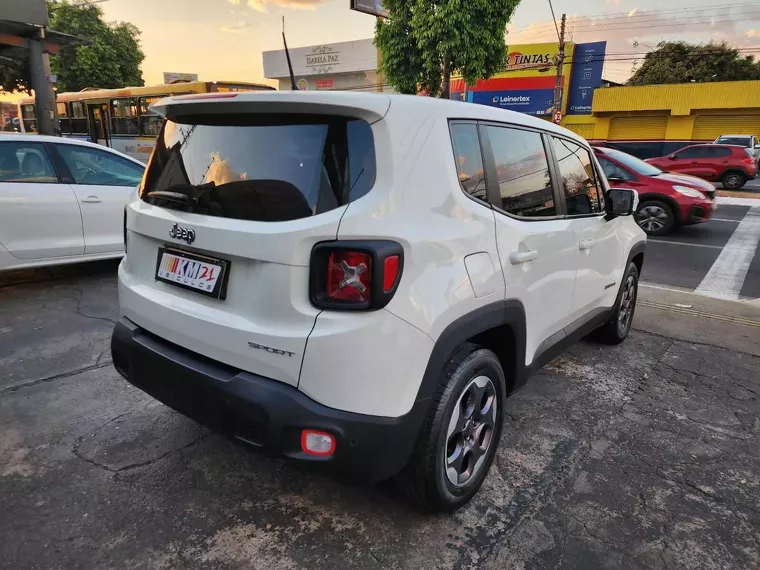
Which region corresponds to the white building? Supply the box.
[262,38,393,93]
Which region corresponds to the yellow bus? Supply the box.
[19,80,274,162]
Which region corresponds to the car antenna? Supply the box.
[282,17,298,91]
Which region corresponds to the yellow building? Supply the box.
[560,80,760,158]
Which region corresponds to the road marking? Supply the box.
[638,300,760,328]
[716,197,760,207]
[648,239,723,250]
[709,218,741,223]
[695,206,760,300]
[640,282,759,304]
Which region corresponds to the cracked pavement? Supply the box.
[1,262,759,569]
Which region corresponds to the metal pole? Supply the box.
[28,30,55,136]
[552,13,566,123]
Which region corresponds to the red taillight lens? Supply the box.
[383,255,400,292]
[327,251,372,302]
[743,157,754,165]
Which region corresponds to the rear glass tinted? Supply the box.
[716,137,750,147]
[141,114,376,222]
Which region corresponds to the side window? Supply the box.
[674,147,703,159]
[139,96,165,137]
[551,137,604,215]
[710,147,731,158]
[0,142,57,183]
[597,156,631,182]
[111,98,140,135]
[70,101,89,135]
[484,125,556,217]
[450,123,487,202]
[57,145,144,187]
[56,102,71,135]
[21,104,37,133]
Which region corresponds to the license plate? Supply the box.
[155,248,231,299]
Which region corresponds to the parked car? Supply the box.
[594,146,715,236]
[111,91,645,512]
[646,143,757,190]
[714,134,760,163]
[0,134,145,272]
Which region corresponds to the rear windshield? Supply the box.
[140,114,376,222]
[716,137,750,147]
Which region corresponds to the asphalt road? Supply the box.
[642,201,760,302]
[1,258,760,569]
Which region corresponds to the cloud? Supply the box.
[220,21,251,33]
[628,9,638,18]
[246,0,324,12]
[748,29,759,38]
[227,0,241,4]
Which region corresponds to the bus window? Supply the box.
[139,96,165,137]
[70,101,88,135]
[111,97,140,135]
[56,102,71,134]
[21,104,37,133]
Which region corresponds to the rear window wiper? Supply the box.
[146,182,218,212]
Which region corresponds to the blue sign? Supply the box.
[567,41,606,115]
[470,88,556,115]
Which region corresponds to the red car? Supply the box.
[594,147,716,236]
[645,144,757,190]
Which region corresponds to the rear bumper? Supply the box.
[111,318,425,482]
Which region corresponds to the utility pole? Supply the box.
[552,13,566,124]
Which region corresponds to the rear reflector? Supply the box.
[383,255,400,292]
[301,430,336,456]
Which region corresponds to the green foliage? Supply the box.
[47,0,145,92]
[628,41,760,86]
[0,59,31,94]
[375,0,521,97]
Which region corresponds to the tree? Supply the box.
[0,59,31,94]
[47,0,145,92]
[628,41,760,86]
[375,0,521,98]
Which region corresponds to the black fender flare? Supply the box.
[626,240,647,273]
[413,300,527,406]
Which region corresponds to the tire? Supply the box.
[635,200,675,236]
[397,344,506,512]
[596,262,639,345]
[722,171,746,190]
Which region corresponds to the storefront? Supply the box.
[262,38,393,93]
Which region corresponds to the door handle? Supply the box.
[579,239,597,251]
[509,250,539,265]
[80,196,101,203]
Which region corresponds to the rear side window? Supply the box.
[449,123,487,202]
[0,142,57,183]
[141,115,376,222]
[551,137,604,215]
[675,147,704,159]
[484,125,556,218]
[705,147,732,158]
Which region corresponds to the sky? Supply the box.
[2,0,759,102]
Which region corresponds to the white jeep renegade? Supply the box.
[112,91,646,512]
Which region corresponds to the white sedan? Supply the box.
[0,134,145,272]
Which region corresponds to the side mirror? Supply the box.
[754,143,760,150]
[606,188,637,218]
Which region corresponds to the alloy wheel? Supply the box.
[724,174,742,189]
[445,375,497,487]
[618,275,636,334]
[635,204,668,233]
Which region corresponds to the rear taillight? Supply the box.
[327,251,372,302]
[310,241,404,311]
[743,157,755,165]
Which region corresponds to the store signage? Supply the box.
[567,42,606,115]
[350,0,389,18]
[163,72,198,84]
[316,79,335,90]
[505,51,554,71]
[305,46,340,74]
